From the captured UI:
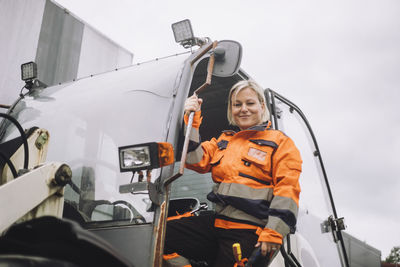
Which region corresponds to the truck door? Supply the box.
[267,89,349,267]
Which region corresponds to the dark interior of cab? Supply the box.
[176,57,246,160]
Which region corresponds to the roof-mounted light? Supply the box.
[20,61,46,92]
[119,142,174,172]
[171,19,210,49]
[21,62,37,81]
[172,19,194,43]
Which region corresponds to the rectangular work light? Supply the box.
[119,142,174,172]
[21,61,37,81]
[171,19,194,43]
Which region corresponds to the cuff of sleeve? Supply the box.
[184,111,203,129]
[257,228,283,244]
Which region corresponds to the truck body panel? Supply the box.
[342,231,381,267]
[0,0,133,106]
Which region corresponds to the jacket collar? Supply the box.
[222,121,271,135]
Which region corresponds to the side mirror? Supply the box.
[212,40,242,77]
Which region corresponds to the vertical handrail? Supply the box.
[164,40,218,186]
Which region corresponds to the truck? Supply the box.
[0,19,358,267]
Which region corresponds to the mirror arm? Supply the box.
[190,41,215,66]
[205,41,217,85]
[194,41,218,94]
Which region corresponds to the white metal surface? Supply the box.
[0,0,46,105]
[0,0,133,106]
[77,25,133,78]
[0,162,66,233]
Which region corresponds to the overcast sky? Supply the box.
[14,0,400,259]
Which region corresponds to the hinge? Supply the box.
[321,215,346,242]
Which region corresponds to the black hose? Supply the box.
[0,150,18,178]
[0,113,29,170]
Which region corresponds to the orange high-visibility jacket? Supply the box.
[184,111,302,244]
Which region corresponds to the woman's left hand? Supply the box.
[255,241,281,256]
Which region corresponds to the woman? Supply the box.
[164,80,302,267]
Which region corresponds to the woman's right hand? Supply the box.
[184,94,203,115]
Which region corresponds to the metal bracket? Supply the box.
[148,179,162,206]
[119,181,148,194]
[190,203,208,215]
[321,215,346,242]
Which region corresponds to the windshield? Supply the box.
[0,57,184,226]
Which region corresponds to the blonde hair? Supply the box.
[227,80,270,126]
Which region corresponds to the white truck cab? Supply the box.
[0,21,350,267]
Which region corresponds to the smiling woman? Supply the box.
[164,80,302,266]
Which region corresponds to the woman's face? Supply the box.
[231,87,265,130]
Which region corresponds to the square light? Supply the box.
[21,62,37,81]
[171,19,194,43]
[120,146,150,171]
[119,143,158,172]
[119,142,174,173]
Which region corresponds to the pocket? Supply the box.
[242,141,275,173]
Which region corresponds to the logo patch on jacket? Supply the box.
[248,147,267,161]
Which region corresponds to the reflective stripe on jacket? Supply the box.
[184,111,302,244]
